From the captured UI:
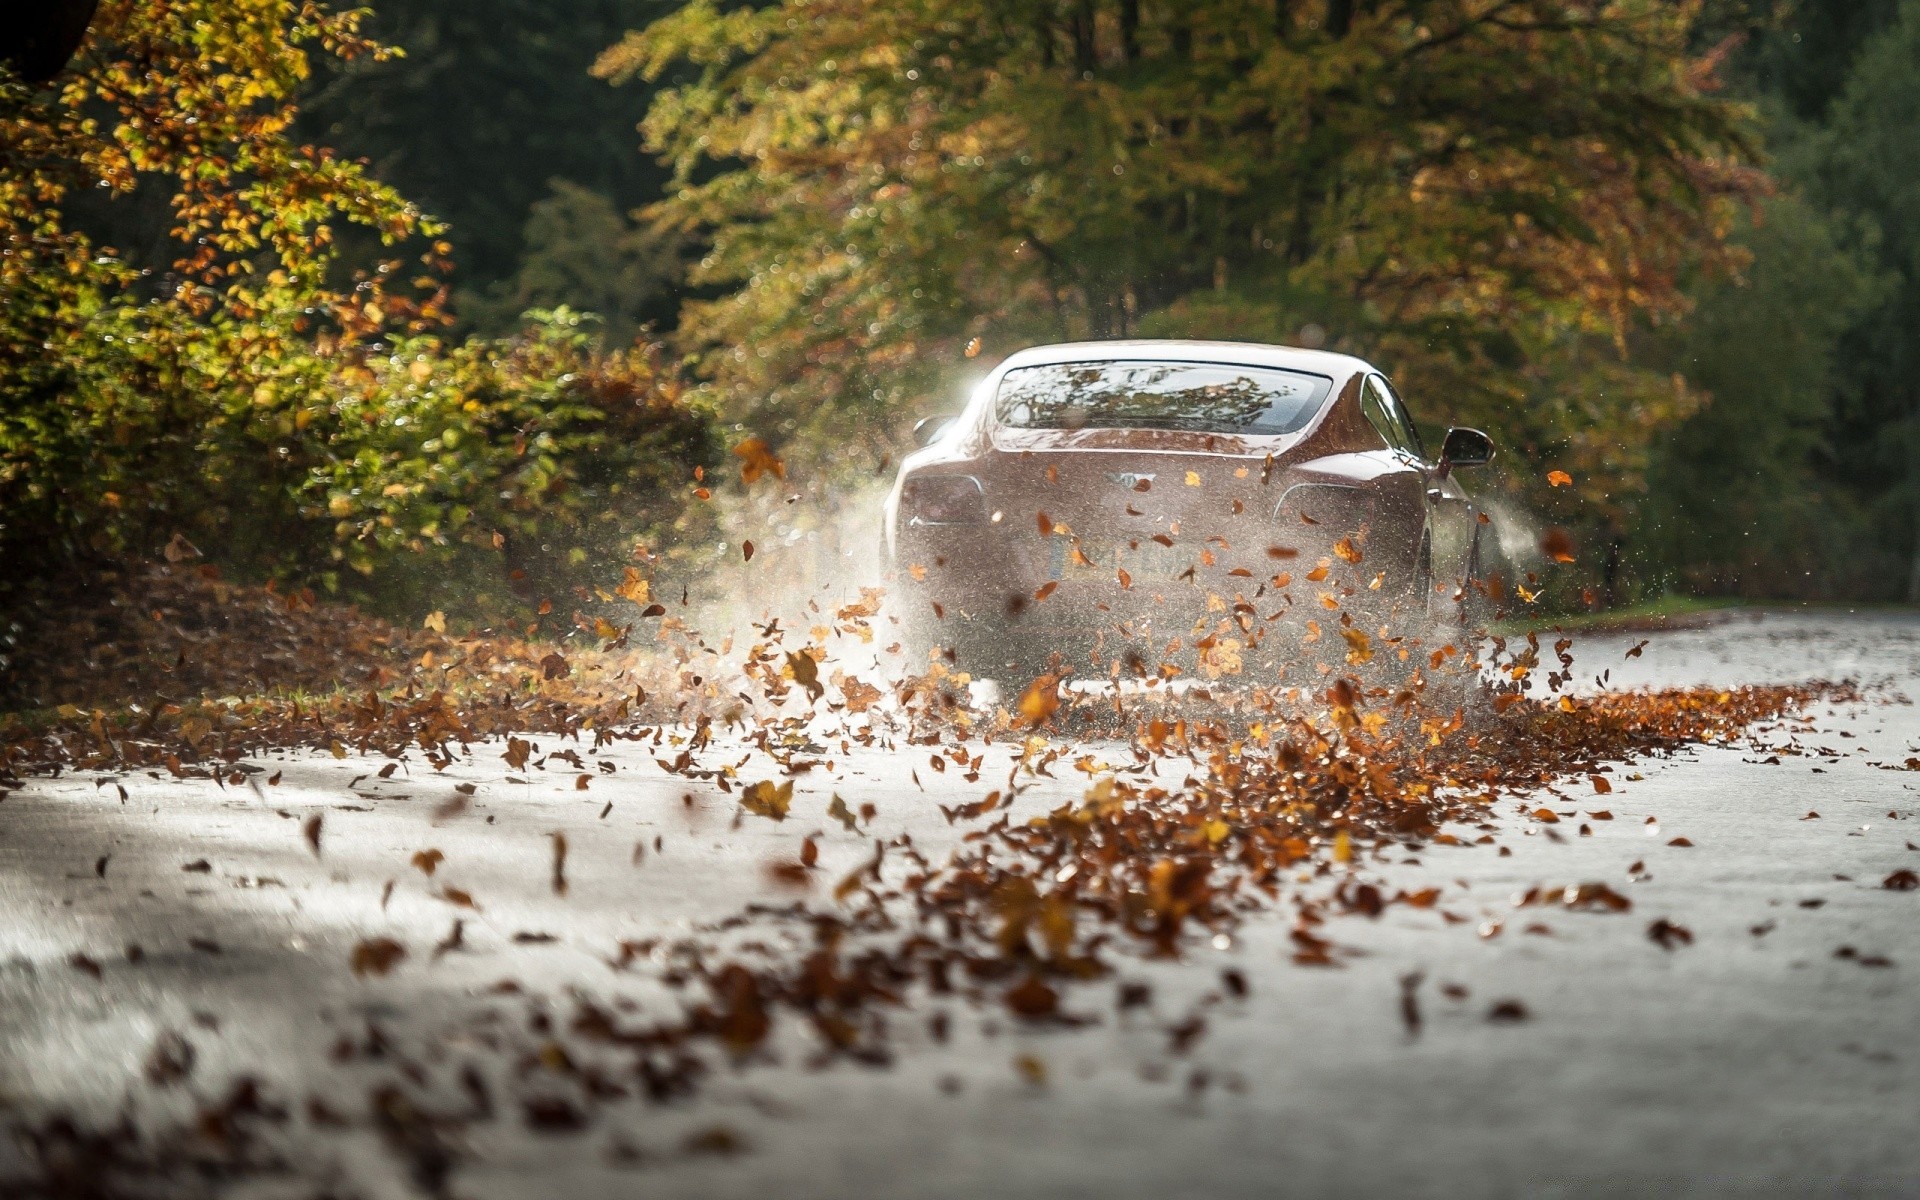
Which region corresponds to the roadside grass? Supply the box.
[1497,592,1920,636]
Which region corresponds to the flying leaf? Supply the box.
[741,779,795,821]
[1018,675,1060,728]
[734,437,785,484]
[1540,527,1576,563]
[785,650,823,700]
[351,938,406,978]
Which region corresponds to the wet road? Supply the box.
[3,610,1919,1198]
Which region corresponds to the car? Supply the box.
[883,339,1497,682]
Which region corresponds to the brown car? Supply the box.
[884,340,1496,680]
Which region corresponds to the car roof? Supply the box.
[993,339,1373,381]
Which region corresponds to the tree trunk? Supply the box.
[1908,492,1920,604]
[1072,0,1096,74]
[1326,0,1355,38]
[1,0,99,81]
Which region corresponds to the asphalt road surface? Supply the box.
[4,610,1920,1198]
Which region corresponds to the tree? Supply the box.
[1634,196,1885,599]
[603,0,1761,518]
[0,0,716,620]
[1810,0,1920,601]
[297,0,686,322]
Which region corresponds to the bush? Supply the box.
[0,1,719,626]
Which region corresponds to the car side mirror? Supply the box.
[1439,427,1493,471]
[913,415,956,448]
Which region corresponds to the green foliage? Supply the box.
[1633,197,1887,599]
[606,0,1760,520]
[1804,0,1920,599]
[297,0,687,321]
[0,0,719,623]
[458,181,685,345]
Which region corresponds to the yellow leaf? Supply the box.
[740,779,794,821]
[1017,675,1060,727]
[614,568,650,604]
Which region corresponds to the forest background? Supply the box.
[4,0,1919,647]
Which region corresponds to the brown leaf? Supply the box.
[1006,976,1059,1018]
[502,736,532,770]
[1648,918,1693,949]
[763,859,811,889]
[351,938,406,978]
[733,437,785,484]
[742,540,755,562]
[144,1032,195,1086]
[1589,775,1612,795]
[303,813,323,857]
[550,832,569,896]
[785,650,823,701]
[1884,868,1920,891]
[1540,526,1576,564]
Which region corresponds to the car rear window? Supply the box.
[995,360,1334,435]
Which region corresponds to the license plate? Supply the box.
[1050,534,1189,582]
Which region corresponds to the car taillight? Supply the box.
[903,475,986,525]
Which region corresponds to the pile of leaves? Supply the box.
[0,538,1860,1195]
[0,557,668,771]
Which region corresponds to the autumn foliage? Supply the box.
[0,0,717,620]
[604,0,1761,514]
